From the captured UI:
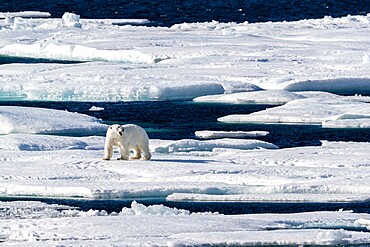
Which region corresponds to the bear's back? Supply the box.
[122,124,148,138]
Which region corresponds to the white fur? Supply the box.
[103,124,151,161]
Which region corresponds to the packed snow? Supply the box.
[1,12,370,246]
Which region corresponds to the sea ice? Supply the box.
[0,106,107,135]
[1,138,369,199]
[1,14,370,100]
[194,90,305,104]
[195,130,269,139]
[154,138,278,153]
[167,192,370,203]
[119,201,190,216]
[88,106,104,111]
[0,134,103,151]
[0,11,51,18]
[1,201,370,246]
[62,12,82,28]
[322,114,370,128]
[1,12,370,246]
[219,97,370,128]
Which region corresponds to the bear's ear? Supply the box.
[118,126,124,136]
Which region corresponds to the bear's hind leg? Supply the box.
[139,143,151,160]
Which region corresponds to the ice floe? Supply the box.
[2,14,370,100]
[194,90,305,104]
[153,138,278,153]
[62,12,82,28]
[0,43,157,63]
[0,11,51,19]
[119,201,190,216]
[0,200,74,219]
[167,192,370,203]
[195,130,269,139]
[88,106,105,111]
[1,201,370,246]
[1,139,370,199]
[322,114,370,128]
[0,106,107,135]
[0,134,103,151]
[219,97,370,128]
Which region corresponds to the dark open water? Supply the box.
[1,0,370,27]
[3,197,370,217]
[2,100,370,149]
[2,0,370,215]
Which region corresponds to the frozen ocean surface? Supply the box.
[1,13,370,101]
[1,8,370,246]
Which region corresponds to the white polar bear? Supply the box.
[103,124,151,161]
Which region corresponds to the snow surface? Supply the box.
[1,131,370,245]
[1,119,370,202]
[2,12,370,245]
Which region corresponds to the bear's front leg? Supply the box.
[117,144,130,160]
[103,143,113,160]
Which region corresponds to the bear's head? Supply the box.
[109,124,125,137]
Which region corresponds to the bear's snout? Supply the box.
[118,131,123,136]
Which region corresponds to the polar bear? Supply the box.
[103,124,151,161]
